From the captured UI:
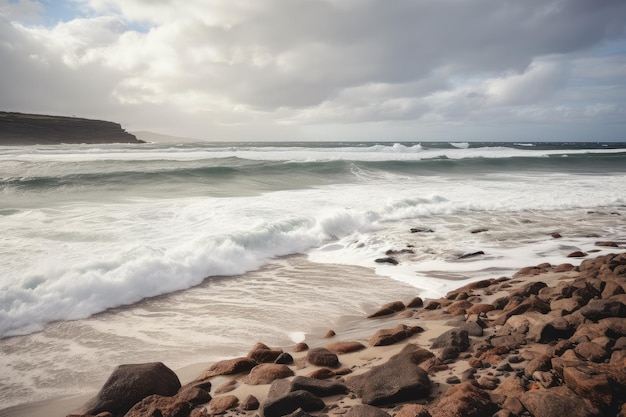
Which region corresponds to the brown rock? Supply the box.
[550,296,585,314]
[323,329,336,338]
[520,386,600,417]
[346,344,431,406]
[244,364,294,385]
[306,348,339,367]
[292,342,309,352]
[428,382,496,417]
[574,341,608,362]
[239,394,260,411]
[568,251,588,258]
[74,362,181,417]
[214,379,238,394]
[525,354,552,377]
[305,368,335,379]
[176,386,211,405]
[563,365,613,412]
[406,296,424,308]
[124,394,190,417]
[369,324,423,346]
[595,241,619,247]
[367,301,406,318]
[578,299,626,321]
[466,303,495,314]
[207,395,239,415]
[195,357,257,380]
[247,346,284,363]
[324,341,366,354]
[395,403,431,417]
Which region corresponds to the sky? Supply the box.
[1,0,625,142]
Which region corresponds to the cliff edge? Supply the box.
[0,112,144,145]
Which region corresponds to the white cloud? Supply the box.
[1,0,626,140]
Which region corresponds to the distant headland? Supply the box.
[0,111,144,145]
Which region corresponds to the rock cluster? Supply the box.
[69,252,626,417]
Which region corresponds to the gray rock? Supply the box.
[346,344,431,405]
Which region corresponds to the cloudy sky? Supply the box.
[1,0,625,141]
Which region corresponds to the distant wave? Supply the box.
[450,142,470,149]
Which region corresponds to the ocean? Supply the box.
[1,141,626,412]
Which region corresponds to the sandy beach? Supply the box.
[5,247,623,417]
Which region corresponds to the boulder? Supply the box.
[563,365,613,413]
[239,394,260,411]
[428,382,496,417]
[275,352,294,365]
[247,344,284,363]
[406,296,424,308]
[574,341,608,362]
[324,341,366,354]
[367,301,406,318]
[578,299,626,321]
[207,395,239,415]
[74,362,181,417]
[123,394,190,417]
[369,324,423,346]
[261,389,325,417]
[306,348,339,368]
[243,363,294,385]
[195,357,257,380]
[430,329,470,360]
[288,376,349,397]
[520,386,600,417]
[346,344,431,405]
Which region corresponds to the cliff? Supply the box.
[0,112,144,145]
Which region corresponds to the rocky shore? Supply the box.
[0,112,143,145]
[67,251,626,417]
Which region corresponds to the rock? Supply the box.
[520,386,600,417]
[524,354,552,377]
[578,299,626,321]
[550,296,585,314]
[324,341,366,354]
[568,251,588,258]
[293,343,309,352]
[430,329,470,359]
[411,227,434,233]
[176,386,211,405]
[305,368,336,379]
[458,251,485,259]
[502,396,525,415]
[428,382,496,417]
[195,357,257,380]
[281,376,349,397]
[306,348,339,368]
[346,344,431,405]
[406,296,424,308]
[476,375,500,390]
[466,303,495,314]
[261,389,325,417]
[563,365,613,413]
[248,346,284,363]
[470,228,488,234]
[369,324,423,346]
[574,341,608,362]
[74,362,181,417]
[239,394,260,411]
[243,363,294,385]
[532,370,560,388]
[345,404,391,417]
[395,403,431,417]
[275,352,294,364]
[375,257,398,265]
[123,394,190,417]
[283,408,314,417]
[424,300,441,310]
[595,241,619,247]
[207,395,239,415]
[446,376,461,384]
[552,232,562,238]
[368,301,406,317]
[324,329,336,338]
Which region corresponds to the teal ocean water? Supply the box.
[1,141,626,411]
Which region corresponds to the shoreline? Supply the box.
[4,249,625,417]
